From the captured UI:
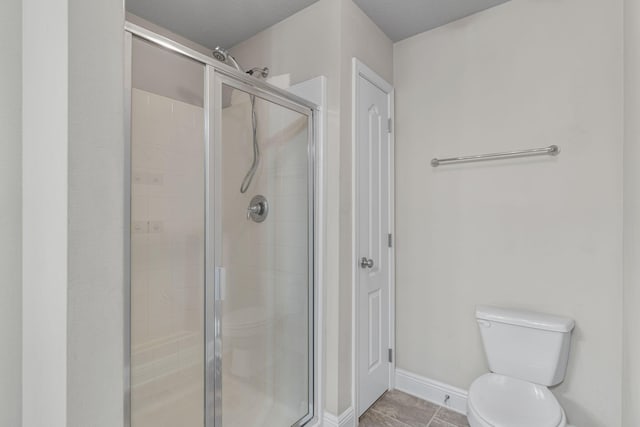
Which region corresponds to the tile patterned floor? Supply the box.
[359,390,470,427]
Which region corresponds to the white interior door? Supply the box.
[356,63,392,416]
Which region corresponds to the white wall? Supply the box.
[66,0,125,424]
[0,0,21,425]
[231,0,392,416]
[624,0,640,425]
[22,0,69,424]
[393,1,623,426]
[23,0,125,424]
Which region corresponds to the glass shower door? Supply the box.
[213,79,313,427]
[127,27,316,427]
[130,36,205,427]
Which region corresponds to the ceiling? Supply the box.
[126,0,320,49]
[126,0,511,49]
[354,0,511,42]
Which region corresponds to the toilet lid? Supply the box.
[468,373,563,427]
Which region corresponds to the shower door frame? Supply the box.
[209,72,316,427]
[124,21,321,427]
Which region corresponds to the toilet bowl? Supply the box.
[467,373,566,427]
[467,306,575,427]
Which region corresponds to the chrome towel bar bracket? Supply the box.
[431,145,560,167]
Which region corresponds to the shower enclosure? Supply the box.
[125,23,318,427]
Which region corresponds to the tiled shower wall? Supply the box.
[131,88,205,427]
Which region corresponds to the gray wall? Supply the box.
[67,0,125,425]
[0,0,22,424]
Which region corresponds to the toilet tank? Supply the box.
[476,306,575,386]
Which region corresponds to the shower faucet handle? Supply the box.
[247,204,261,219]
[246,195,269,223]
[360,257,374,269]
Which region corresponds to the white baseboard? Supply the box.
[323,407,355,427]
[395,368,468,415]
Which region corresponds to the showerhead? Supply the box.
[213,46,269,80]
[213,46,242,71]
[212,46,228,62]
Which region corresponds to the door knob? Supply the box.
[360,257,374,269]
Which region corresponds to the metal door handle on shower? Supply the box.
[360,257,374,269]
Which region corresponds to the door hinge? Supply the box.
[388,348,393,363]
[388,233,393,248]
[387,118,393,133]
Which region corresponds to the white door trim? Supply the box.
[351,57,395,420]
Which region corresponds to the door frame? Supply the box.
[351,57,395,419]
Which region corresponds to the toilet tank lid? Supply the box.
[476,305,575,333]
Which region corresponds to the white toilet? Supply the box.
[467,306,575,427]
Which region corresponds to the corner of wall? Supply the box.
[0,0,22,424]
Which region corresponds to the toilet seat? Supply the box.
[467,373,566,427]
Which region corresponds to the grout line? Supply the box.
[366,407,412,427]
[433,416,467,427]
[436,406,469,427]
[426,406,440,426]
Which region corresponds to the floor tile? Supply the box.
[359,408,412,427]
[362,390,472,427]
[433,407,470,427]
[428,419,455,427]
[369,390,438,427]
